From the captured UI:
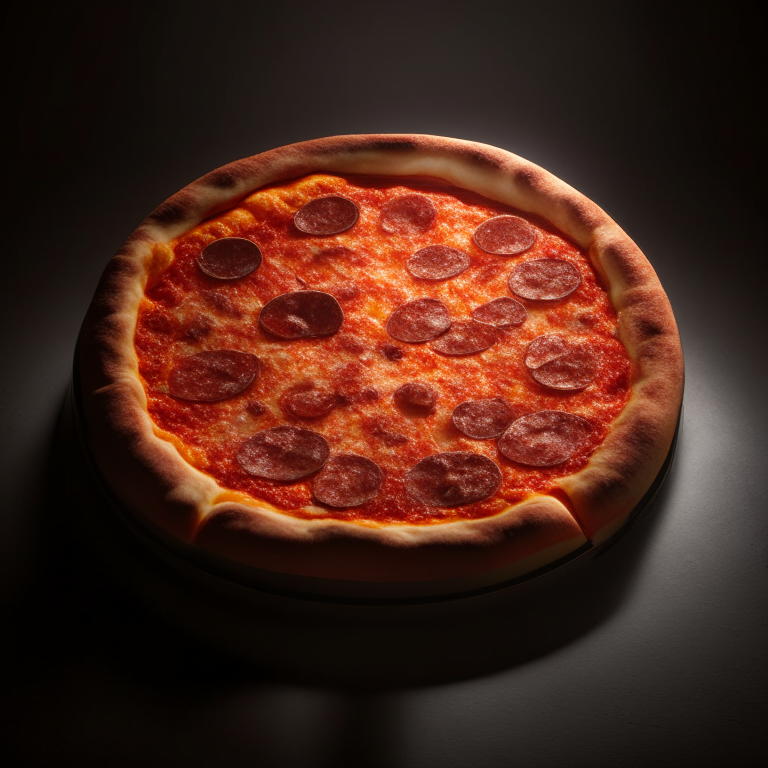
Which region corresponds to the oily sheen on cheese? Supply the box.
[134,173,631,527]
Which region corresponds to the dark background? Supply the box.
[3,2,766,766]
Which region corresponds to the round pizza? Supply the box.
[77,135,683,597]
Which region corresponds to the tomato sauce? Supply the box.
[134,174,631,525]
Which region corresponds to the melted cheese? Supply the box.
[134,175,631,524]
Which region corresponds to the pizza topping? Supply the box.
[294,196,359,235]
[197,237,262,280]
[406,245,471,281]
[282,387,337,419]
[451,398,517,439]
[332,282,360,301]
[429,320,496,356]
[508,258,581,301]
[203,290,243,317]
[380,343,405,361]
[386,298,451,343]
[368,416,410,446]
[380,194,437,235]
[498,411,592,467]
[259,290,344,339]
[246,401,267,417]
[237,426,330,481]
[394,382,438,415]
[184,315,213,341]
[360,387,381,403]
[405,452,502,507]
[316,245,354,260]
[313,454,384,507]
[473,215,536,256]
[167,351,259,402]
[472,297,527,328]
[336,333,366,354]
[525,334,596,391]
[135,172,635,526]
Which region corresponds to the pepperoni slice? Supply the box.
[197,238,262,280]
[429,320,496,356]
[405,452,502,508]
[473,215,536,256]
[313,454,383,507]
[498,411,592,467]
[525,334,596,391]
[472,297,527,328]
[380,194,436,235]
[168,351,258,402]
[508,258,581,301]
[294,196,359,235]
[406,245,470,281]
[237,426,330,481]
[259,291,344,339]
[282,387,337,419]
[386,298,451,343]
[394,382,437,415]
[451,398,517,439]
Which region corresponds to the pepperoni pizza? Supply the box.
[78,135,683,597]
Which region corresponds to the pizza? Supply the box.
[77,135,683,597]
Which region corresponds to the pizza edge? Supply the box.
[78,134,682,583]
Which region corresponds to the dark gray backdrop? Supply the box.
[3,3,766,766]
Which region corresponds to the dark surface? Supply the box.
[3,3,766,766]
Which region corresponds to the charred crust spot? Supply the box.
[204,170,237,189]
[204,168,239,189]
[568,199,603,231]
[585,472,629,506]
[456,147,502,170]
[511,167,539,190]
[601,243,647,289]
[365,139,419,153]
[635,317,666,339]
[150,195,195,225]
[202,158,262,189]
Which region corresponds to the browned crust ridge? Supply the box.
[78,134,683,585]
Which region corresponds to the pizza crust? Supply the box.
[78,134,683,588]
[193,494,586,583]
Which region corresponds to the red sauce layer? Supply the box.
[134,174,631,525]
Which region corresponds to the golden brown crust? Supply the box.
[78,134,683,586]
[556,237,684,542]
[194,495,585,583]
